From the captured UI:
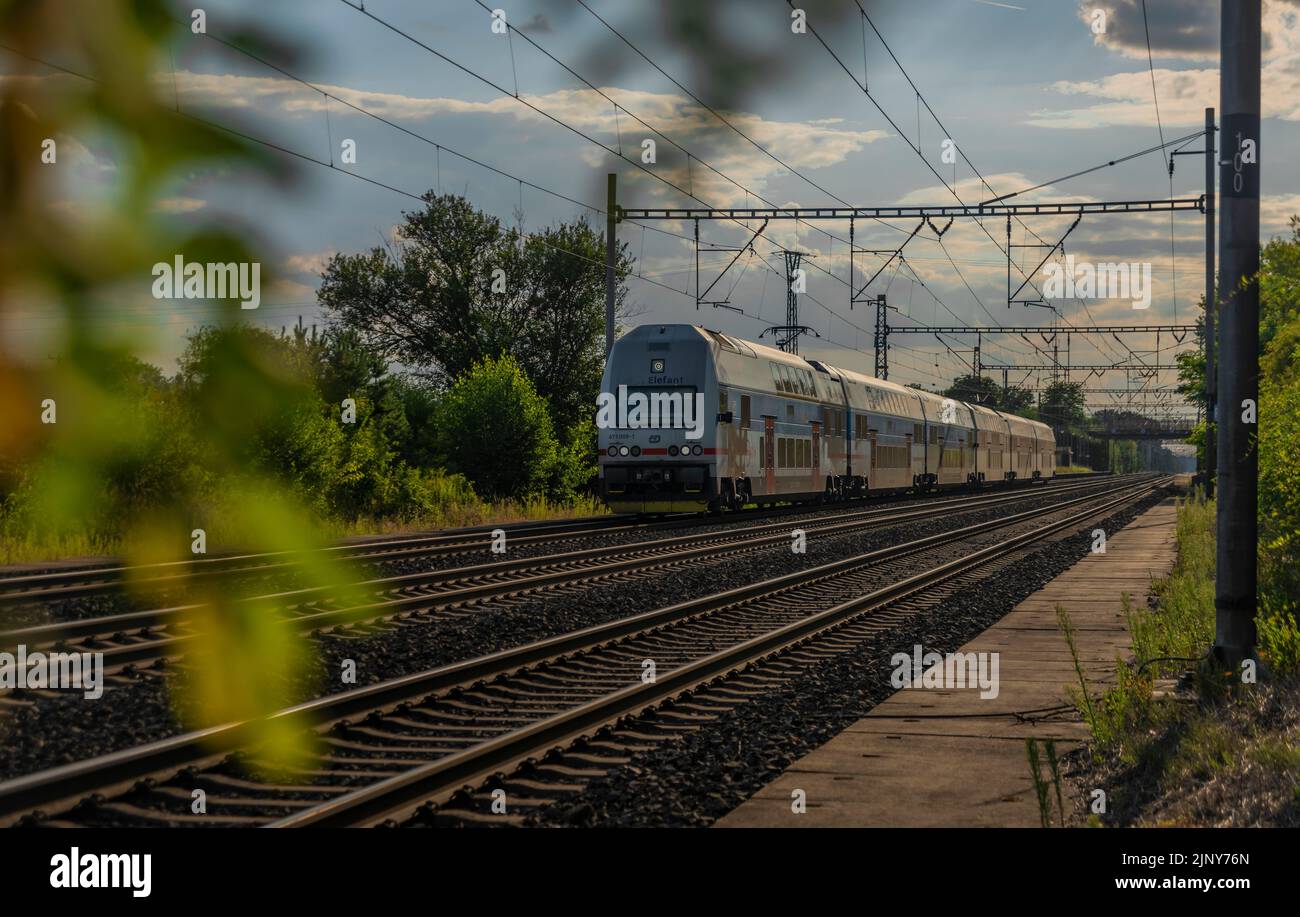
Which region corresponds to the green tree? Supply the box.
[944,374,1001,406]
[943,373,1035,414]
[998,385,1036,415]
[434,355,559,501]
[1038,381,1086,433]
[392,377,440,469]
[514,220,624,435]
[317,194,632,434]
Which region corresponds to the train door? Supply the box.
[740,394,752,478]
[810,420,822,492]
[763,416,776,495]
[868,430,878,489]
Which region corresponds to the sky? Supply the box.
[7,0,1300,420]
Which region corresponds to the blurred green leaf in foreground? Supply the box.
[0,0,340,764]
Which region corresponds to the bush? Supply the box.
[0,324,601,562]
[546,418,598,503]
[1257,280,1300,676]
[434,355,559,501]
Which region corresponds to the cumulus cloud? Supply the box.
[283,250,335,278]
[167,71,887,208]
[1041,1,1300,128]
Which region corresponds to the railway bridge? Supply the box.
[1087,418,1196,440]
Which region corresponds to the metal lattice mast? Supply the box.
[873,293,889,379]
[762,250,817,354]
[783,250,803,354]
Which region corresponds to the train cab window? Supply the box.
[741,395,751,429]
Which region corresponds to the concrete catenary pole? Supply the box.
[1204,106,1217,496]
[605,173,617,357]
[1214,1,1260,667]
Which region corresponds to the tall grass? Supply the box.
[1129,492,1216,676]
[329,493,609,539]
[1059,494,1215,762]
[0,491,610,565]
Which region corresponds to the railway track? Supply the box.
[0,475,1141,680]
[0,473,1167,827]
[0,471,1109,608]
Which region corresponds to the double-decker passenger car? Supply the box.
[598,324,1056,513]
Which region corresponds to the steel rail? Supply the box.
[270,477,1169,827]
[0,476,1137,666]
[0,473,1107,606]
[0,475,1163,826]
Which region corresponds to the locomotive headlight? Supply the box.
[650,358,665,373]
[630,445,641,457]
[668,444,679,456]
[610,445,624,457]
[692,444,703,456]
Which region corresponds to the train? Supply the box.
[597,323,1057,513]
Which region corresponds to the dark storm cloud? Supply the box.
[1081,0,1219,58]
[1084,0,1300,59]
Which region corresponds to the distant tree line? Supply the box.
[0,194,630,547]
